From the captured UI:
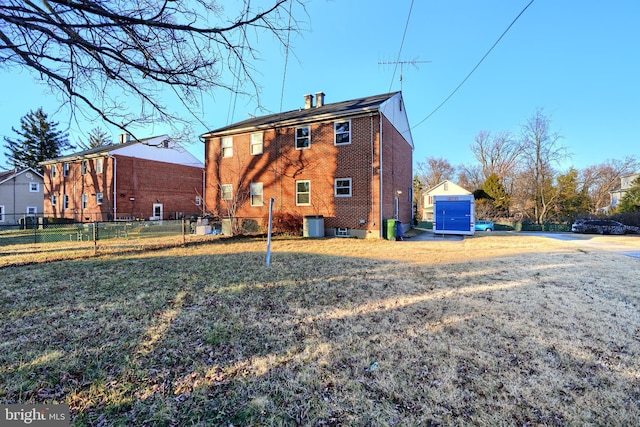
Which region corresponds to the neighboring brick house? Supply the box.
[420,180,472,221]
[40,135,204,222]
[0,168,44,226]
[201,91,414,238]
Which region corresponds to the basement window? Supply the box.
[335,227,350,237]
[295,126,310,149]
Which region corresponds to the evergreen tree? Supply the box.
[618,176,640,213]
[3,108,73,172]
[77,127,112,151]
[482,173,510,215]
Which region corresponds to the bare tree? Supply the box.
[580,157,639,213]
[415,157,456,190]
[470,130,521,195]
[457,163,484,192]
[0,1,301,133]
[518,109,569,224]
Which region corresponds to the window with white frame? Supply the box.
[63,163,69,177]
[51,165,57,178]
[334,178,352,197]
[82,194,88,209]
[221,137,233,158]
[81,160,88,175]
[295,126,310,149]
[51,195,57,206]
[96,193,103,205]
[250,132,263,155]
[250,182,263,206]
[221,184,233,201]
[0,206,4,222]
[29,182,39,192]
[63,195,69,210]
[195,196,201,206]
[96,158,103,174]
[334,120,351,145]
[27,206,37,216]
[296,180,311,205]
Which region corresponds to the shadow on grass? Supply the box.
[1,248,640,425]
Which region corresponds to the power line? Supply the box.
[412,0,535,130]
[388,0,415,93]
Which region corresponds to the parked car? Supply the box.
[571,219,626,235]
[475,220,494,232]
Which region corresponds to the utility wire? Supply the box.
[412,0,535,129]
[388,0,415,93]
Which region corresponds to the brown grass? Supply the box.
[1,232,640,425]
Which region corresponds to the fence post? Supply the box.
[33,218,37,244]
[93,221,98,255]
[182,218,186,245]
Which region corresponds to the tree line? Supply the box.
[415,109,640,223]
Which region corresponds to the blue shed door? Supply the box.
[435,201,471,231]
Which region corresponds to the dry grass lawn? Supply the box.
[1,232,640,425]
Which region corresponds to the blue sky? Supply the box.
[1,0,638,172]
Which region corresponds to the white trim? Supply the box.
[295,126,311,150]
[221,184,233,201]
[334,178,352,197]
[221,136,233,158]
[250,132,263,155]
[296,180,311,206]
[0,205,4,222]
[29,182,39,192]
[334,120,351,145]
[250,182,263,206]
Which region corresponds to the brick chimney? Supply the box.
[304,94,314,109]
[315,92,325,107]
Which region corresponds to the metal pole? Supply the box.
[266,197,274,266]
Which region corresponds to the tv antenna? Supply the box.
[379,57,431,91]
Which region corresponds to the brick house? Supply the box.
[201,91,414,238]
[0,167,44,226]
[40,135,204,222]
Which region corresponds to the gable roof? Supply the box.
[0,167,44,185]
[202,92,402,137]
[423,179,471,196]
[40,135,203,168]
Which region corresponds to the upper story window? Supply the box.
[334,178,352,197]
[63,163,69,177]
[334,120,351,145]
[51,195,57,206]
[251,132,263,155]
[51,165,57,178]
[250,182,263,206]
[82,194,88,209]
[295,126,310,150]
[81,160,88,175]
[221,184,233,201]
[96,158,103,174]
[29,182,39,192]
[221,137,233,158]
[296,180,311,205]
[96,193,103,205]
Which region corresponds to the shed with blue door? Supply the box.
[433,195,475,236]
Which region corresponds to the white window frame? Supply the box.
[0,205,4,223]
[295,126,310,150]
[81,160,88,175]
[96,158,103,174]
[27,206,37,216]
[334,178,352,197]
[334,120,351,145]
[82,194,88,209]
[296,180,311,206]
[63,163,69,177]
[250,132,263,155]
[63,195,69,210]
[195,195,201,206]
[96,193,103,205]
[51,195,57,206]
[221,184,233,201]
[29,182,39,192]
[51,165,57,178]
[221,137,233,158]
[250,182,263,207]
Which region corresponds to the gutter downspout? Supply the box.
[109,154,117,221]
[379,112,384,238]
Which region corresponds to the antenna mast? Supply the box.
[379,57,431,90]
